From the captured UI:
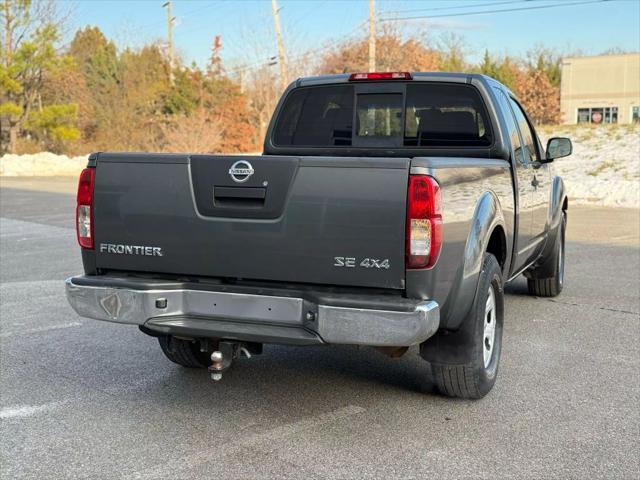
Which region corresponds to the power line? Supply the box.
[380,0,532,16]
[296,21,367,57]
[379,0,614,22]
[179,1,224,19]
[288,0,329,30]
[224,22,366,76]
[191,0,608,78]
[137,1,223,32]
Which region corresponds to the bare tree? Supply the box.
[1,0,70,62]
[438,32,469,72]
[244,65,279,144]
[161,109,222,153]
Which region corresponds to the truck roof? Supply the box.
[264,71,513,160]
[295,71,507,90]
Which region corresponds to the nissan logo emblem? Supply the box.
[228,160,254,183]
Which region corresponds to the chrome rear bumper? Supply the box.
[65,276,439,347]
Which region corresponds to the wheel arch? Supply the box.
[441,190,509,331]
[532,175,567,274]
[549,175,568,230]
[486,224,508,272]
[420,191,509,365]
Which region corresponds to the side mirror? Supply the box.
[545,137,572,162]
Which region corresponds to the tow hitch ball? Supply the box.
[208,341,252,381]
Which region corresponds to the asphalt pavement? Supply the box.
[1,177,639,479]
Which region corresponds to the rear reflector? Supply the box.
[406,175,442,269]
[76,167,95,249]
[349,72,412,81]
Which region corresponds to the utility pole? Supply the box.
[368,0,376,71]
[271,0,288,90]
[163,1,175,84]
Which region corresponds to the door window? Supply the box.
[508,98,540,163]
[494,89,524,164]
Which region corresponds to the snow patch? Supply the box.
[0,152,88,177]
[538,125,640,208]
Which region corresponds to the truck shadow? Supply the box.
[139,237,639,407]
[142,343,438,409]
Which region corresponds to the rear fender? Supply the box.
[449,190,506,328]
[421,190,506,365]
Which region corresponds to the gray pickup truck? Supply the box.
[66,72,572,399]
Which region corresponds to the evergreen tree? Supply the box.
[1,0,79,153]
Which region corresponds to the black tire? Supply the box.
[431,254,504,399]
[158,336,210,368]
[527,211,566,297]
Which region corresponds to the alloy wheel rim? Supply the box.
[483,284,497,368]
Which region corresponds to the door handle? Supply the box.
[214,186,266,199]
[213,186,266,208]
[531,175,539,189]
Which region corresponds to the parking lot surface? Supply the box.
[1,177,639,479]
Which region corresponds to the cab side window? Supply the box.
[508,98,540,163]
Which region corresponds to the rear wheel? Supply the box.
[158,336,211,368]
[431,254,504,399]
[527,211,566,297]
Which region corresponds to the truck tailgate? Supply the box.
[93,154,409,289]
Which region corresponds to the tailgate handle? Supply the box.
[213,186,266,208]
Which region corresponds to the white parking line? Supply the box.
[0,321,82,338]
[0,402,62,419]
[0,217,73,238]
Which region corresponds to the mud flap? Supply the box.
[419,305,478,365]
[420,255,503,366]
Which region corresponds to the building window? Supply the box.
[577,109,590,123]
[632,106,640,124]
[577,107,618,124]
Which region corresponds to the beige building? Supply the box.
[560,53,640,124]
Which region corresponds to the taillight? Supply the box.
[76,167,95,249]
[348,72,412,81]
[406,175,442,269]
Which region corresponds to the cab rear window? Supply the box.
[273,86,354,146]
[272,83,492,148]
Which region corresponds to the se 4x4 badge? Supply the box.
[334,257,391,269]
